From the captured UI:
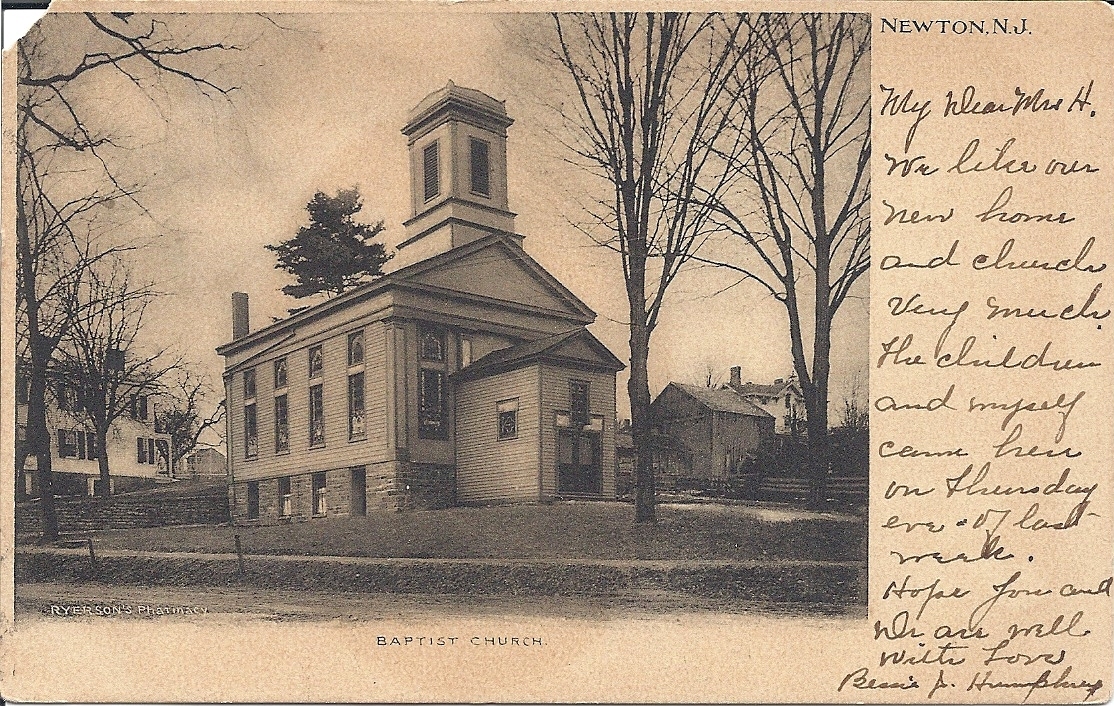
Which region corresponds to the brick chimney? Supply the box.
[232,292,250,340]
[729,366,741,388]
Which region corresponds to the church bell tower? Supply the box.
[398,82,517,257]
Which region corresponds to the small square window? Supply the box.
[497,398,518,440]
[308,345,324,378]
[274,358,288,389]
[348,330,364,367]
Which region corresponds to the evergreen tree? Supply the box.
[267,187,391,298]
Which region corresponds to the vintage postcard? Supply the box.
[0,0,1111,702]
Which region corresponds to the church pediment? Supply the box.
[397,234,595,322]
[453,327,625,382]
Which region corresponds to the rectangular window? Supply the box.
[309,384,325,447]
[278,476,292,517]
[470,138,490,196]
[570,380,590,427]
[136,437,147,464]
[247,481,260,520]
[244,403,258,458]
[58,430,78,458]
[76,430,86,460]
[348,372,365,440]
[274,357,288,389]
[17,424,27,443]
[56,383,70,411]
[497,398,518,440]
[132,394,149,421]
[423,141,440,202]
[86,432,96,460]
[460,337,472,368]
[312,472,327,516]
[155,439,169,472]
[347,330,364,366]
[148,438,156,466]
[308,345,323,378]
[274,394,289,453]
[244,368,256,399]
[418,369,446,439]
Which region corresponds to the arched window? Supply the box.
[420,329,444,362]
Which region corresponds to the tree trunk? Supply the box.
[26,370,59,541]
[95,426,112,497]
[16,154,60,542]
[807,309,833,508]
[629,320,655,523]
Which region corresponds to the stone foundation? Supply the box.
[231,461,456,524]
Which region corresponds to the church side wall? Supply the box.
[228,320,389,483]
[455,366,540,504]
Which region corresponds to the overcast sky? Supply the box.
[27,10,869,423]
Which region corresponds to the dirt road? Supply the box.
[16,580,863,622]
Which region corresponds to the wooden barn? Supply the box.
[649,383,775,483]
[217,83,624,523]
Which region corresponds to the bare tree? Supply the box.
[838,371,869,431]
[703,13,870,506]
[156,369,227,473]
[15,14,241,537]
[548,12,759,522]
[58,258,180,496]
[691,361,726,389]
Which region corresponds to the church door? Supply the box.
[557,429,601,495]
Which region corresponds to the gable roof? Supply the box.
[400,235,594,320]
[217,233,595,356]
[453,328,625,382]
[660,383,773,418]
[732,379,802,398]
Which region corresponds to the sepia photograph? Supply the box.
[11,9,871,626]
[7,1,1114,702]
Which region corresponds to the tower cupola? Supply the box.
[398,82,517,257]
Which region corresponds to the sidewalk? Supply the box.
[17,545,866,607]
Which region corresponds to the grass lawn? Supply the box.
[79,502,866,562]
